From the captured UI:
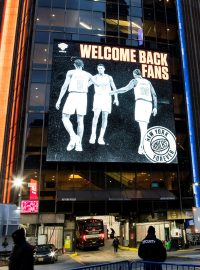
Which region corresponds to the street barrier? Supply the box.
[130,261,200,270]
[70,260,200,270]
[70,260,130,269]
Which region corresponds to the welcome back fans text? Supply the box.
[80,44,169,81]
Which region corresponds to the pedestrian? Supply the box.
[2,237,8,250]
[9,228,34,270]
[112,237,119,252]
[138,226,166,270]
[110,228,115,239]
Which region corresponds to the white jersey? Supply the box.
[92,74,112,113]
[68,70,91,93]
[134,78,152,102]
[94,74,111,94]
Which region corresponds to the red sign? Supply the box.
[21,200,39,213]
[29,179,38,200]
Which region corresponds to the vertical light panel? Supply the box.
[176,0,200,207]
[0,0,20,165]
[3,0,30,203]
[0,0,20,203]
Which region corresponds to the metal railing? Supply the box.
[70,260,130,270]
[130,261,200,270]
[70,260,200,270]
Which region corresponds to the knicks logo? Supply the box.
[151,137,169,155]
[58,43,68,53]
[143,126,177,163]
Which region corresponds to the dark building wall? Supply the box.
[181,1,200,168]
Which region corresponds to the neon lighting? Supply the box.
[29,179,38,200]
[21,200,39,213]
[0,0,20,203]
[176,0,200,207]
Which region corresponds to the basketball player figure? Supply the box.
[89,64,119,145]
[110,69,157,154]
[55,59,97,152]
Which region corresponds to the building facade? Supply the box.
[0,0,199,246]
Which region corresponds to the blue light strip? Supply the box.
[176,0,200,207]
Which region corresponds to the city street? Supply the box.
[1,240,200,269]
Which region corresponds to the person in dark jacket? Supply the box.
[112,237,119,252]
[2,237,8,249]
[110,228,115,239]
[138,226,166,270]
[9,228,34,270]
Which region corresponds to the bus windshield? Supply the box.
[85,222,103,230]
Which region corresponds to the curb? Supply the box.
[119,245,138,251]
[168,255,197,260]
[119,246,200,253]
[70,252,78,257]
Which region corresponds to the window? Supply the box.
[66,0,79,9]
[65,10,79,31]
[33,43,49,66]
[35,31,49,43]
[136,171,151,189]
[50,9,65,29]
[131,0,142,7]
[38,0,51,7]
[79,11,92,33]
[36,7,51,26]
[92,12,105,33]
[52,0,66,8]
[29,83,46,111]
[130,6,142,17]
[31,70,51,84]
[80,0,93,10]
[143,0,154,8]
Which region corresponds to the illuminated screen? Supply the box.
[47,41,177,163]
[21,200,39,213]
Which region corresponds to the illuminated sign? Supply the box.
[47,41,177,163]
[21,200,39,213]
[29,179,38,200]
[193,207,200,232]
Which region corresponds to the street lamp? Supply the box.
[13,177,23,187]
[13,177,23,210]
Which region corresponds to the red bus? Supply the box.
[75,219,104,249]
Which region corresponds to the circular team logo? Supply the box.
[143,126,177,163]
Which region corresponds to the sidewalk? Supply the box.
[71,244,200,266]
[119,244,200,253]
[118,244,200,261]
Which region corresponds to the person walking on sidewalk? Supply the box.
[138,226,166,270]
[113,237,119,253]
[110,228,115,239]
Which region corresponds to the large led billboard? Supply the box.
[47,41,177,163]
